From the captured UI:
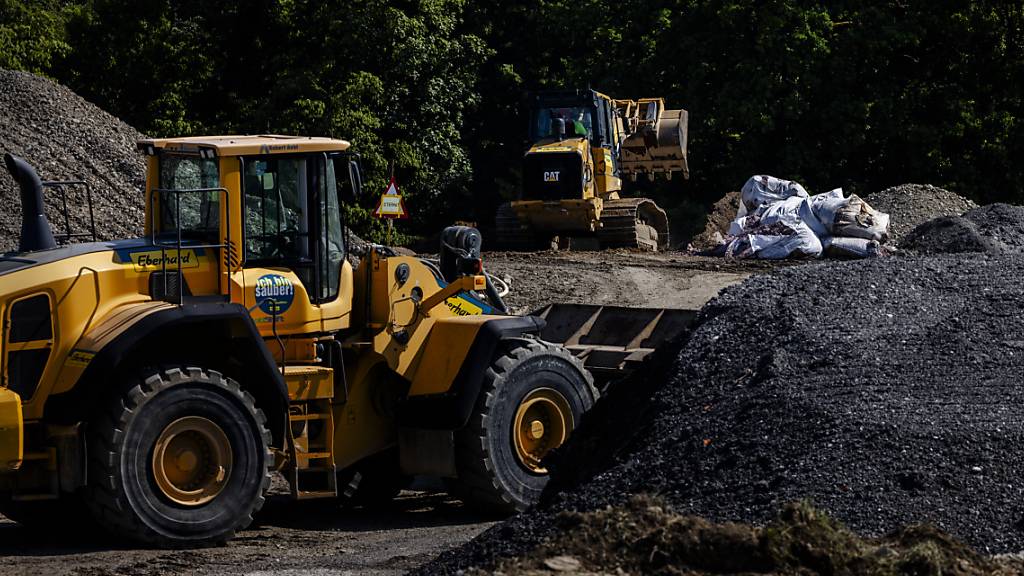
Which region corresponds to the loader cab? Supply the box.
[140,135,361,333]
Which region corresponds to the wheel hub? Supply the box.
[152,416,233,506]
[513,388,573,474]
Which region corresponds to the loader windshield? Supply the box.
[157,155,220,238]
[533,107,593,140]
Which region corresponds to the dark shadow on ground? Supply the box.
[0,488,498,556]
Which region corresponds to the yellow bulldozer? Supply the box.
[496,89,689,251]
[0,135,690,546]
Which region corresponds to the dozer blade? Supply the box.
[532,303,696,390]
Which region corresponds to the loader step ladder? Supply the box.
[284,365,338,499]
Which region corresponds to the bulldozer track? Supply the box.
[597,198,670,251]
[495,203,543,250]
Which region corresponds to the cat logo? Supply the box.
[544,171,560,182]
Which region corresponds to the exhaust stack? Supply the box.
[3,153,56,253]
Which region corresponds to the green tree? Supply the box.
[0,0,78,75]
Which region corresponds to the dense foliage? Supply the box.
[3,1,1022,241]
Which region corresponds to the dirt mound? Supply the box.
[688,191,740,249]
[0,69,145,252]
[422,254,1024,573]
[473,497,1023,576]
[900,203,1024,255]
[866,184,977,243]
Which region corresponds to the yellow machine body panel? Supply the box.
[0,250,178,418]
[353,249,498,389]
[0,388,23,472]
[329,250,508,470]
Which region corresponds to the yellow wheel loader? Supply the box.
[0,135,690,547]
[496,89,689,251]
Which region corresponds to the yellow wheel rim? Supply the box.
[152,416,233,506]
[512,388,573,474]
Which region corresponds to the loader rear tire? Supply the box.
[450,338,596,514]
[86,366,272,546]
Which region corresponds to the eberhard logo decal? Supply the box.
[544,171,561,182]
[67,350,95,368]
[124,249,201,272]
[445,297,483,317]
[255,274,295,315]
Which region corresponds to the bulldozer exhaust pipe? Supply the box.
[3,153,56,253]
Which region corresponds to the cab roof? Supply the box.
[137,135,351,157]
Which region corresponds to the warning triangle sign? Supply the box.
[373,177,408,219]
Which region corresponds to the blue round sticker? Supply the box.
[255,274,295,315]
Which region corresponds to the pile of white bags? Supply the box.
[719,175,890,259]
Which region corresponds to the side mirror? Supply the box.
[551,118,566,139]
[347,160,362,201]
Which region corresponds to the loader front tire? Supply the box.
[86,367,272,546]
[451,339,596,514]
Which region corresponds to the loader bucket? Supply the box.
[618,100,689,179]
[532,303,696,389]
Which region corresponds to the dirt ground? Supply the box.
[0,477,493,576]
[0,249,774,576]
[483,249,783,314]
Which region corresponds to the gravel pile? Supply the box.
[0,69,145,252]
[422,254,1024,573]
[866,184,977,243]
[900,203,1024,255]
[688,191,740,249]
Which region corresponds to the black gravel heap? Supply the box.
[866,183,977,243]
[0,69,145,252]
[421,254,1024,574]
[901,203,1024,255]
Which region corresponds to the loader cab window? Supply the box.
[243,155,345,303]
[319,158,345,301]
[533,107,594,141]
[157,155,220,238]
[243,157,310,263]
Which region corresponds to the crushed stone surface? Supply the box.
[866,183,977,243]
[900,203,1024,255]
[420,253,1024,574]
[0,69,145,252]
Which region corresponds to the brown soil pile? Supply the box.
[0,69,145,252]
[477,497,1024,576]
[688,191,740,249]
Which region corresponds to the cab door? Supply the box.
[240,154,352,336]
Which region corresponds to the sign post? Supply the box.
[373,175,408,245]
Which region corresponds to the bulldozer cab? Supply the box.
[528,89,617,150]
[140,135,361,335]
